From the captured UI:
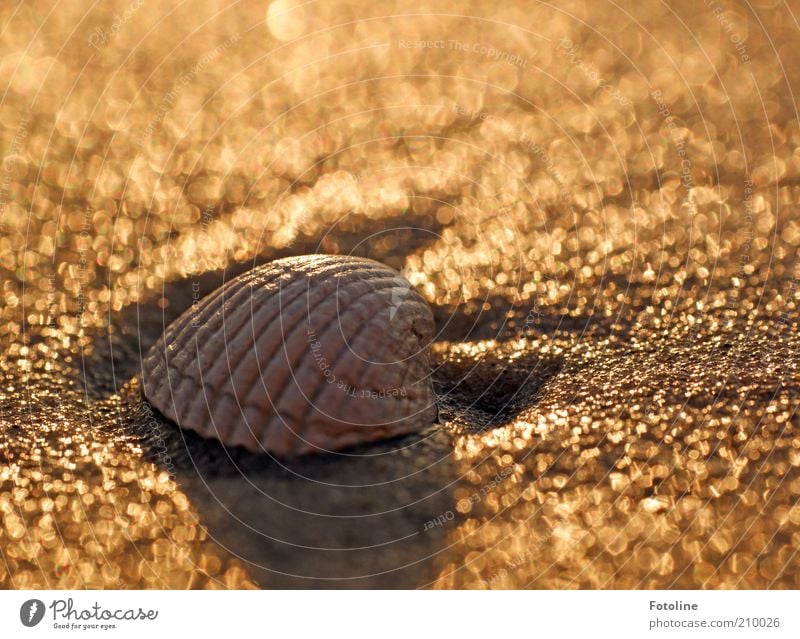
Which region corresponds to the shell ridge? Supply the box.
[150,266,286,380]
[144,259,391,444]
[306,322,432,436]
[142,255,437,456]
[215,265,393,408]
[325,300,436,429]
[142,269,288,422]
[245,273,407,444]
[196,262,398,450]
[157,264,267,348]
[202,258,368,386]
[260,276,412,412]
[141,264,297,440]
[295,280,428,429]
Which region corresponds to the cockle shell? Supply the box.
[141,254,438,456]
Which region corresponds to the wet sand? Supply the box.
[1,0,799,588]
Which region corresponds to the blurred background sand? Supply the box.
[0,0,799,588]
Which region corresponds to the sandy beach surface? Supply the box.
[1,0,799,588]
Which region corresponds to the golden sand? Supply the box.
[0,0,798,588]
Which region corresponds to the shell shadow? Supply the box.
[124,389,458,588]
[119,354,562,588]
[433,354,563,432]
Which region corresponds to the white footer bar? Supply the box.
[0,590,795,638]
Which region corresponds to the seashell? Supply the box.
[141,254,438,456]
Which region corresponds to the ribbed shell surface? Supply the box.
[140,255,438,456]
